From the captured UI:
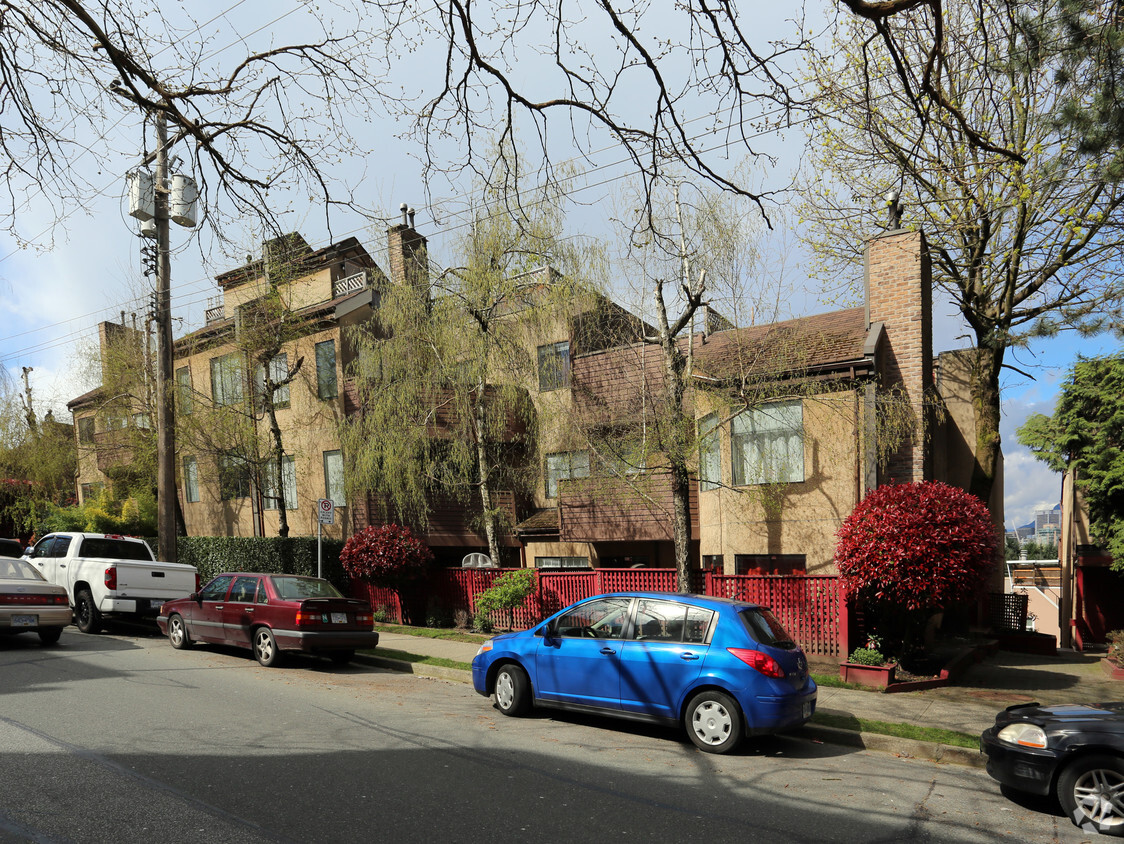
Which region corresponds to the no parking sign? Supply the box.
[318,497,335,525]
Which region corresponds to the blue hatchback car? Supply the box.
[471,591,817,754]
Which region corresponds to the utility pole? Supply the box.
[153,111,177,563]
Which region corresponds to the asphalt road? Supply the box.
[0,626,1091,843]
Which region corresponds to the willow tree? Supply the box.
[342,182,601,565]
[800,0,1124,506]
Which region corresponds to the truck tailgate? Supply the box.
[103,561,198,602]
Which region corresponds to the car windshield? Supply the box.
[0,558,46,581]
[738,607,797,649]
[269,576,342,600]
[78,537,154,561]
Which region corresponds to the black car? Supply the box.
[981,702,1124,836]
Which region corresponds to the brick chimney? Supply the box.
[387,203,428,298]
[865,229,933,484]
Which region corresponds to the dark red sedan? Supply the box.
[157,572,379,667]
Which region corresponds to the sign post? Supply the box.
[317,498,335,578]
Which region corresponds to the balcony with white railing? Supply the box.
[332,270,368,299]
[204,302,225,324]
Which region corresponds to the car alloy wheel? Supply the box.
[1060,755,1124,835]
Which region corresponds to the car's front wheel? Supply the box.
[74,588,102,634]
[493,664,531,716]
[1057,753,1124,836]
[168,614,192,649]
[252,627,281,667]
[686,690,743,754]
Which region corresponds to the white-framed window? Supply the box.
[176,366,193,415]
[731,400,804,485]
[316,340,338,400]
[210,353,244,407]
[77,416,95,444]
[534,556,591,569]
[183,456,199,503]
[699,412,721,491]
[263,455,297,510]
[255,353,290,408]
[219,453,251,500]
[537,341,571,391]
[545,450,589,498]
[323,450,346,506]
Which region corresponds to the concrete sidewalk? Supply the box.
[364,630,1122,764]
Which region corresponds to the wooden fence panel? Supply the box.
[350,568,846,658]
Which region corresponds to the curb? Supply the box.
[354,652,473,684]
[356,652,984,767]
[796,724,984,768]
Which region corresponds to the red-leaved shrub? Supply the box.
[340,524,434,593]
[835,481,998,612]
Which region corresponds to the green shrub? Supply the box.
[474,569,537,631]
[1108,630,1124,666]
[176,536,347,591]
[848,647,889,666]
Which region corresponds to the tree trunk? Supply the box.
[660,337,693,592]
[474,384,502,566]
[968,345,1004,508]
[265,401,290,538]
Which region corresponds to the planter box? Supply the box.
[839,662,896,688]
[1101,658,1124,681]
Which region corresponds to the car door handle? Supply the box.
[214,604,224,610]
[680,652,700,661]
[245,607,254,613]
[600,647,616,655]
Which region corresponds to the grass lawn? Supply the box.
[810,711,978,749]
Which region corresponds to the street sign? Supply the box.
[318,498,335,525]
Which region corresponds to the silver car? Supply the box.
[0,557,72,645]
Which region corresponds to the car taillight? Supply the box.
[0,593,69,605]
[728,648,785,678]
[356,612,373,628]
[104,566,117,590]
[296,609,326,626]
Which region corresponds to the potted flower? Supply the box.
[840,645,896,688]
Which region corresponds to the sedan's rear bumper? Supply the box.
[275,629,381,652]
[0,606,73,630]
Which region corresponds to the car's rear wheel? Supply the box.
[493,664,531,716]
[252,627,281,667]
[1057,754,1124,836]
[37,627,62,645]
[329,649,354,666]
[686,690,742,754]
[168,614,192,649]
[74,588,102,634]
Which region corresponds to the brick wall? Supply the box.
[866,230,932,484]
[387,223,428,292]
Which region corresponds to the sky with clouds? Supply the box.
[0,1,1118,531]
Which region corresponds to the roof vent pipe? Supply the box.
[408,207,416,228]
[400,202,408,225]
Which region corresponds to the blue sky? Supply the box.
[0,1,1117,530]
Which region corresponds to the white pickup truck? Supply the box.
[24,532,199,633]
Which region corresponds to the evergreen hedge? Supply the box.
[176,536,347,590]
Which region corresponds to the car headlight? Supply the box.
[997,722,1048,748]
[475,640,494,657]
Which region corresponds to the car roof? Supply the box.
[212,572,324,579]
[581,591,763,610]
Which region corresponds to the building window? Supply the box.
[219,454,251,501]
[176,366,193,415]
[103,413,128,431]
[80,482,104,502]
[183,456,199,503]
[734,554,806,575]
[262,455,297,510]
[323,450,346,506]
[132,412,151,429]
[77,416,95,444]
[534,556,591,569]
[316,340,338,400]
[699,412,720,491]
[537,341,571,391]
[731,400,804,486]
[210,353,244,407]
[255,353,290,408]
[701,554,724,572]
[545,450,589,498]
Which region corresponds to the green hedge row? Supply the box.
[175,536,347,590]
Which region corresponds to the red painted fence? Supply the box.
[350,568,850,660]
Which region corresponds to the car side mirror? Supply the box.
[189,592,201,602]
[541,620,558,640]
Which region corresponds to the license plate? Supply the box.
[13,615,37,628]
[802,701,812,719]
[151,599,166,610]
[331,612,347,624]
